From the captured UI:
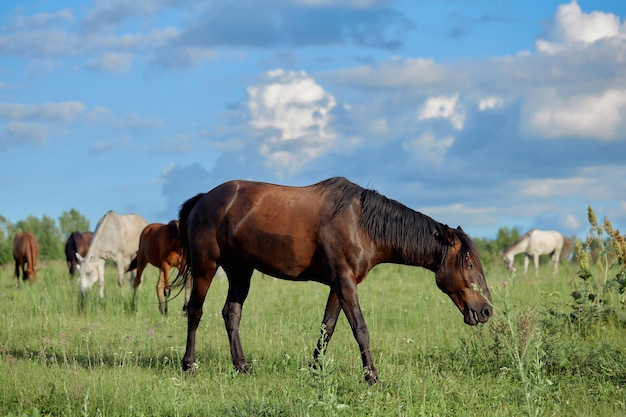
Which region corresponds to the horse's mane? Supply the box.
[316,177,465,267]
[504,229,534,252]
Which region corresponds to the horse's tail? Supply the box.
[172,193,206,289]
[561,236,573,262]
[126,255,138,272]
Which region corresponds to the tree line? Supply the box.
[0,209,90,265]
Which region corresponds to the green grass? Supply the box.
[1,260,625,416]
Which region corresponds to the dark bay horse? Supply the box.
[127,221,190,314]
[65,231,93,277]
[175,177,492,383]
[13,232,39,286]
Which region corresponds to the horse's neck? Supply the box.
[379,237,443,273]
[505,238,529,256]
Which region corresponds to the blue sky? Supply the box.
[1,0,625,240]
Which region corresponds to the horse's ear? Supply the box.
[456,225,464,232]
[442,225,458,246]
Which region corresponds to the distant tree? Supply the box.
[0,215,15,265]
[495,227,521,252]
[15,215,64,261]
[59,209,90,240]
[472,227,522,269]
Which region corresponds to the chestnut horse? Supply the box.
[13,232,39,286]
[127,221,190,315]
[175,177,492,383]
[65,231,93,277]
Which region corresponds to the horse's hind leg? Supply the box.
[552,248,561,274]
[533,254,540,276]
[314,289,341,361]
[221,264,254,373]
[156,265,169,315]
[182,260,219,372]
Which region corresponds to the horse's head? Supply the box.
[501,251,515,271]
[76,253,104,294]
[435,226,492,325]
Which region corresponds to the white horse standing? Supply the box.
[502,229,567,275]
[77,211,147,298]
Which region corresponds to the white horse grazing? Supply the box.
[502,229,566,275]
[77,211,147,298]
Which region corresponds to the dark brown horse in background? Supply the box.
[65,231,93,277]
[13,232,39,286]
[175,177,492,383]
[127,221,190,314]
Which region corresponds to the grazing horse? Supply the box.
[77,211,147,298]
[13,232,39,286]
[65,231,93,277]
[127,221,191,315]
[175,177,492,383]
[502,229,567,275]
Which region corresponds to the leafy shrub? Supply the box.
[569,206,626,331]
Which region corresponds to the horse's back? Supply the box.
[185,179,355,281]
[13,232,39,269]
[90,211,147,257]
[139,222,182,267]
[528,229,563,253]
[66,231,92,258]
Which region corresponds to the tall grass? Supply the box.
[1,250,625,416]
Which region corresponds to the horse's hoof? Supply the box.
[364,369,379,384]
[235,362,250,374]
[183,361,197,373]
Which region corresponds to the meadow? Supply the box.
[1,256,625,417]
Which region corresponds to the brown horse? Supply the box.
[13,232,39,286]
[65,231,93,277]
[128,221,189,314]
[175,177,492,383]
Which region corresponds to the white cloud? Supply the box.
[517,177,593,198]
[0,122,47,148]
[11,9,74,29]
[332,57,452,88]
[536,0,626,54]
[478,97,503,110]
[247,69,339,176]
[525,89,626,140]
[417,94,465,130]
[293,0,389,7]
[86,52,133,74]
[515,165,626,202]
[402,132,454,164]
[0,102,84,122]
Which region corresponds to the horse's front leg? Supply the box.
[523,255,530,274]
[97,259,105,299]
[336,277,378,384]
[222,266,253,373]
[14,262,20,288]
[314,289,341,362]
